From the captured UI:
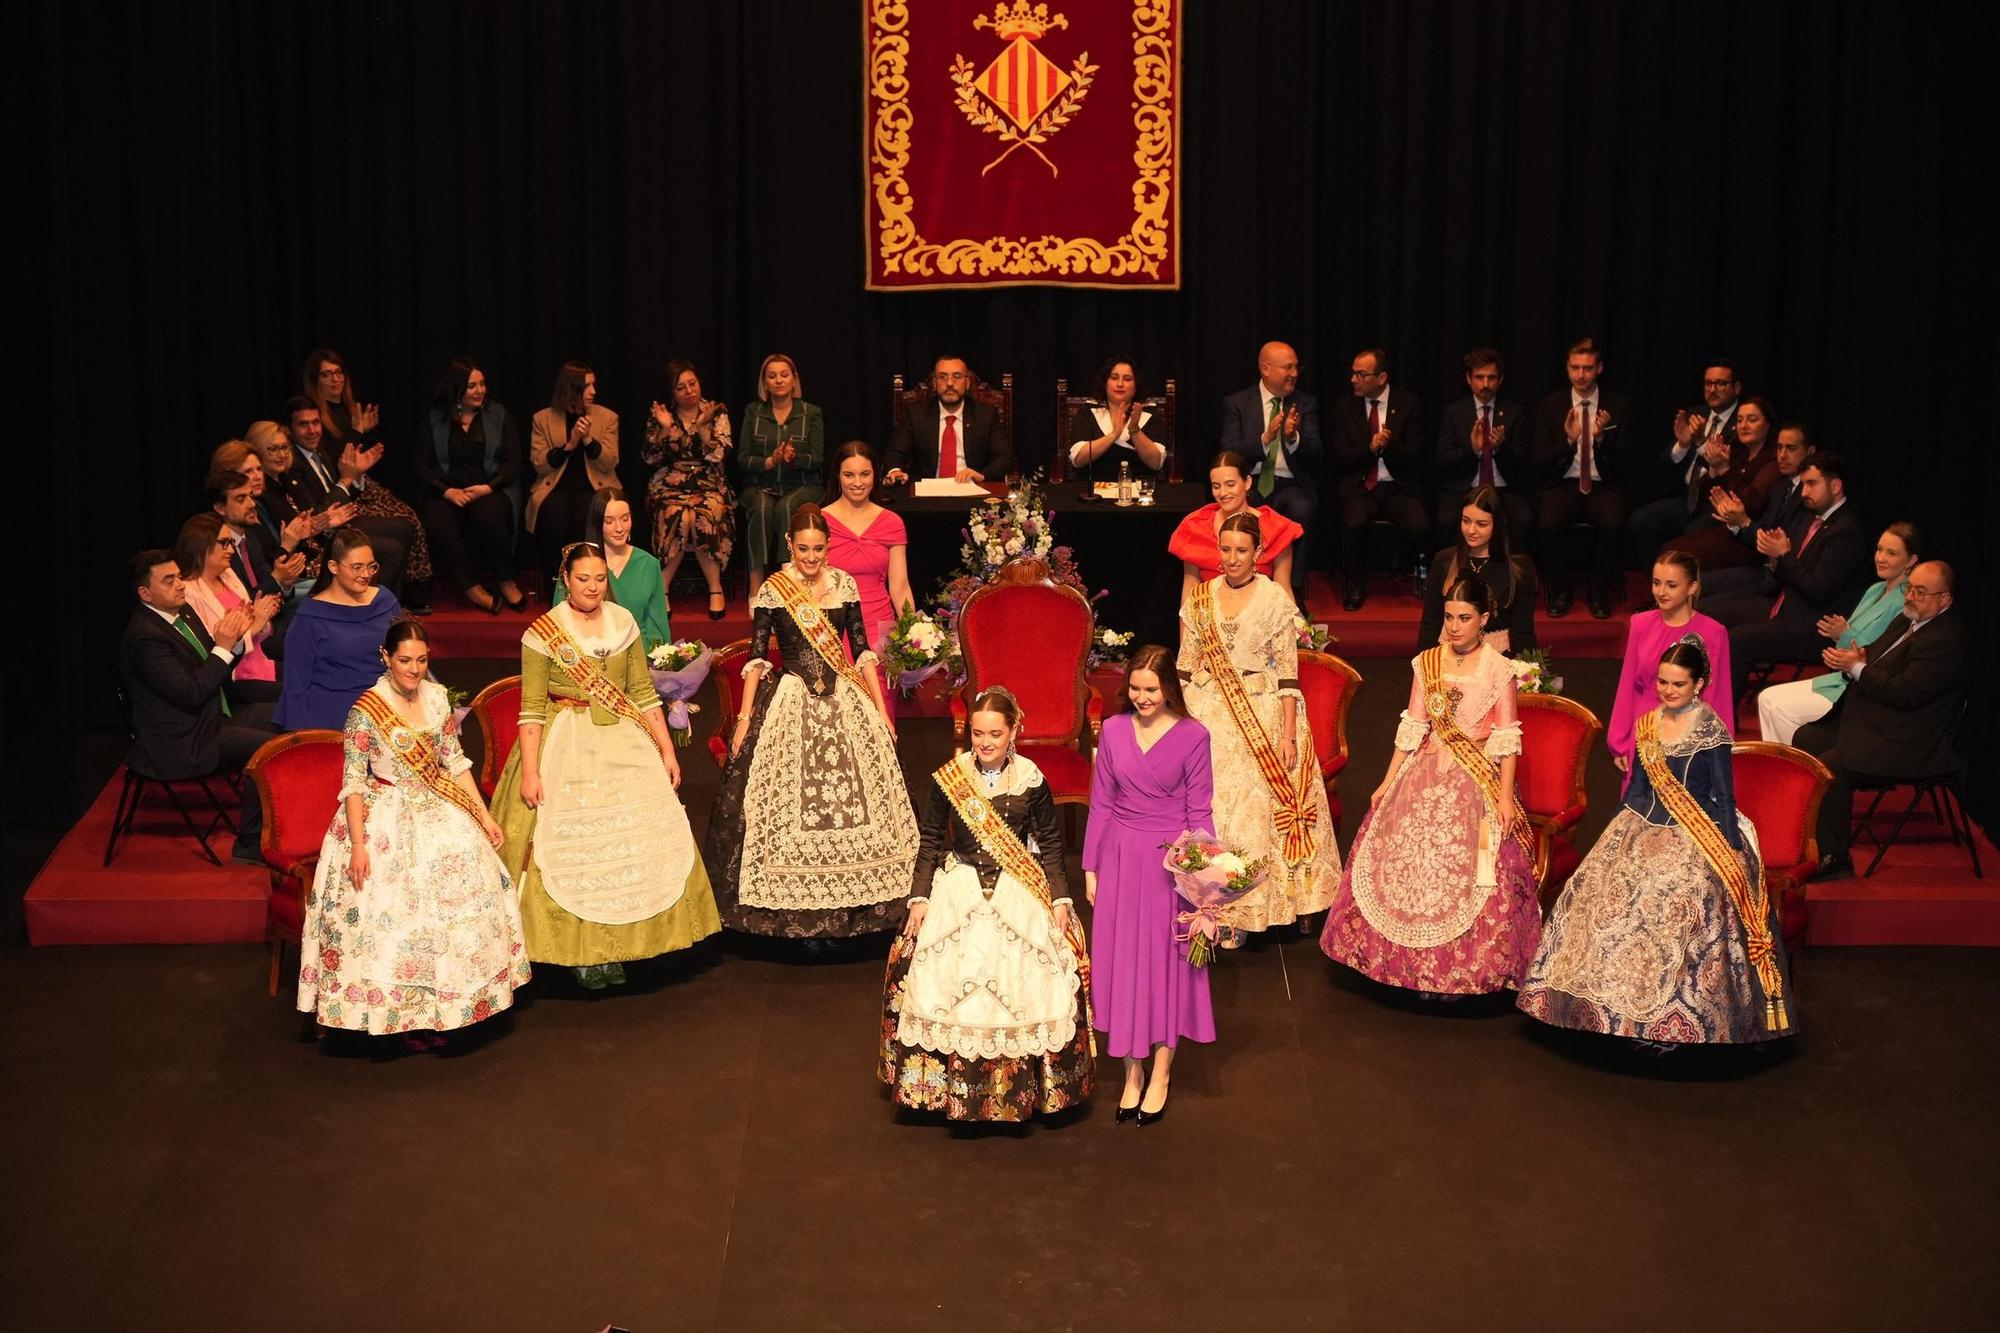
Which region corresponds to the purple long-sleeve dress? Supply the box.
[1085,712,1217,1057]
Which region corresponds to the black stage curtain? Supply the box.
[20,1,1995,837]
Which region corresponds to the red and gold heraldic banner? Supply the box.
[865,1,1181,289]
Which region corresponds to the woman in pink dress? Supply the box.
[1608,548,1733,785]
[1320,578,1541,996]
[822,440,913,719]
[175,513,282,705]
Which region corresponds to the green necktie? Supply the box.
[1259,397,1283,496]
[172,616,232,717]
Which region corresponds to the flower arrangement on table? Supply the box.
[1510,647,1565,696]
[647,640,713,744]
[1294,614,1337,652]
[1160,830,1271,968]
[882,604,961,695]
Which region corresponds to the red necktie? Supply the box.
[1364,400,1381,491]
[1768,517,1823,619]
[938,413,959,479]
[1577,400,1594,495]
[1476,405,1496,487]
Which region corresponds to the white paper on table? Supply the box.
[912,478,994,497]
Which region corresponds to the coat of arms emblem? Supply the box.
[951,2,1098,176]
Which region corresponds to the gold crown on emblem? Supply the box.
[975,2,1067,41]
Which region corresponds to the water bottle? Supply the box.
[1117,460,1133,506]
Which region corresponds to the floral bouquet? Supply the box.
[1091,626,1134,670]
[960,478,1056,577]
[1160,830,1271,968]
[1294,614,1336,652]
[1511,647,1565,696]
[647,640,713,745]
[883,604,960,694]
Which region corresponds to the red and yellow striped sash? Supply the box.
[767,569,871,696]
[1420,646,1537,865]
[351,690,490,831]
[527,613,668,766]
[1189,581,1316,865]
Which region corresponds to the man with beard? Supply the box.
[885,354,1013,484]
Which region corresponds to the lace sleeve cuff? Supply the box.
[1483,722,1523,759]
[741,659,774,679]
[337,778,370,802]
[1394,711,1429,752]
[856,650,881,670]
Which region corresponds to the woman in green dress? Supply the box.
[738,353,823,588]
[552,488,672,650]
[491,542,719,987]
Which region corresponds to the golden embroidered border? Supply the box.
[864,0,1180,289]
[527,613,669,766]
[1189,582,1316,865]
[351,691,490,831]
[1419,647,1538,866]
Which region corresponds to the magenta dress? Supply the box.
[1608,610,1733,787]
[1085,713,1217,1057]
[826,506,909,719]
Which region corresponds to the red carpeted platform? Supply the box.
[422,590,756,660]
[1296,572,1635,659]
[1806,806,1998,946]
[24,767,269,945]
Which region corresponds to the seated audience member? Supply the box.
[552,487,673,650]
[643,358,735,620]
[244,418,350,588]
[528,359,622,583]
[280,397,409,596]
[210,438,311,565]
[884,354,1012,485]
[120,549,277,863]
[1068,356,1167,479]
[209,469,306,613]
[304,347,433,612]
[1329,346,1427,610]
[1625,359,1744,569]
[414,357,525,613]
[1168,451,1304,605]
[1432,349,1530,550]
[1532,338,1629,618]
[1757,523,1922,745]
[1687,420,1816,595]
[1653,396,1783,567]
[1704,454,1871,702]
[1218,341,1320,604]
[1793,562,1966,878]
[1418,487,1537,655]
[738,352,825,585]
[273,528,404,732]
[175,513,281,704]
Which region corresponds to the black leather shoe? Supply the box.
[1135,1103,1168,1127]
[1115,1105,1140,1124]
[1588,594,1611,619]
[1816,852,1854,880]
[1547,590,1573,618]
[1342,589,1364,612]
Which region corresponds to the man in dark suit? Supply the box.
[1329,347,1427,610]
[1704,454,1872,701]
[1218,340,1321,603]
[1432,347,1530,548]
[282,397,410,593]
[120,549,278,862]
[883,355,1013,484]
[1793,562,1966,877]
[1688,422,1817,599]
[1626,359,1744,569]
[1532,338,1631,618]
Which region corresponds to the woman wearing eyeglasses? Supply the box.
[302,348,435,613]
[175,513,282,706]
[273,528,404,731]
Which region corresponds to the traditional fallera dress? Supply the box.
[1178,576,1340,932]
[1320,643,1541,994]
[880,753,1093,1121]
[705,565,918,937]
[490,601,719,974]
[1086,712,1217,1056]
[297,679,531,1033]
[1518,702,1795,1043]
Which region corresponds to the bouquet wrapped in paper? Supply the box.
[1294,614,1336,652]
[1160,830,1271,968]
[882,604,959,694]
[1510,647,1564,696]
[646,641,713,745]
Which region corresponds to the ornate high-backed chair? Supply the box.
[1050,376,1179,483]
[891,370,1015,467]
[244,729,345,996]
[1514,693,1603,909]
[1732,741,1835,948]
[468,675,522,800]
[950,556,1100,806]
[1295,649,1363,825]
[706,637,785,768]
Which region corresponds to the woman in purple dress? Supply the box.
[1086,644,1215,1126]
[1608,549,1732,784]
[822,440,912,720]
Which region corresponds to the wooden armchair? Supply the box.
[1051,376,1179,483]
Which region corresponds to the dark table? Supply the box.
[884,481,1206,651]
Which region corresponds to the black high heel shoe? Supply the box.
[1115,1105,1140,1124]
[1134,1103,1168,1127]
[707,591,727,621]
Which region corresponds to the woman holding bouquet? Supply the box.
[1087,645,1216,1124]
[1177,513,1340,939]
[297,620,531,1045]
[1320,579,1541,996]
[1168,451,1304,605]
[823,440,913,720]
[552,488,672,650]
[880,686,1092,1120]
[1518,638,1794,1043]
[706,505,917,945]
[490,543,718,988]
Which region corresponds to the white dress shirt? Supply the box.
[1068,405,1154,467]
[147,603,235,662]
[1259,384,1299,480]
[934,405,964,477]
[1363,395,1394,483]
[1470,398,1509,488]
[1563,390,1602,482]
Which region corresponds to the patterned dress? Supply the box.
[1319,644,1541,994]
[297,679,531,1033]
[880,755,1092,1121]
[642,401,735,566]
[1177,575,1340,932]
[704,566,918,936]
[1518,702,1794,1043]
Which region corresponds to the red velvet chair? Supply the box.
[950,556,1101,806]
[1515,694,1603,910]
[706,637,785,768]
[469,675,522,800]
[244,729,345,997]
[1732,741,1834,949]
[1296,649,1363,825]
